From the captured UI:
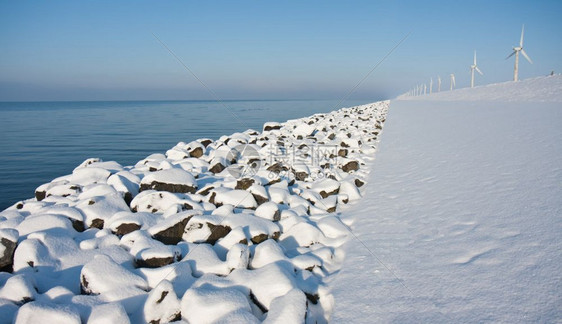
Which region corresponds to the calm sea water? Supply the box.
[0,99,370,210]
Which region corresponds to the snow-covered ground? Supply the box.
[332,76,562,323]
[398,74,562,102]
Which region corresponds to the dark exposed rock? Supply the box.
[338,149,348,157]
[305,292,319,305]
[263,124,282,131]
[209,162,226,174]
[35,190,46,201]
[136,256,176,268]
[328,133,336,140]
[267,162,289,174]
[90,219,104,229]
[206,223,231,245]
[0,237,16,272]
[189,147,204,158]
[251,233,269,244]
[293,171,308,181]
[152,217,191,245]
[81,276,90,295]
[197,186,215,196]
[235,178,255,190]
[319,188,339,199]
[71,220,85,232]
[340,141,350,148]
[139,181,197,194]
[115,223,141,236]
[124,192,133,205]
[272,210,281,222]
[341,161,359,173]
[354,179,365,188]
[252,193,269,205]
[156,291,168,304]
[200,139,213,147]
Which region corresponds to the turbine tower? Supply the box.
[450,74,455,91]
[470,51,483,88]
[437,76,441,92]
[506,24,532,81]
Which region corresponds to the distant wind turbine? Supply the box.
[450,74,455,91]
[437,76,441,92]
[470,51,483,88]
[423,84,427,95]
[429,77,433,94]
[506,24,532,81]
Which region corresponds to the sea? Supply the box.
[0,99,371,210]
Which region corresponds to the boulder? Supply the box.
[0,229,19,272]
[341,160,359,172]
[140,169,197,194]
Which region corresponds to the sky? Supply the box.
[1,0,561,102]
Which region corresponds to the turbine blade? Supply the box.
[475,66,483,75]
[506,51,516,60]
[474,51,477,65]
[520,24,525,47]
[521,49,533,64]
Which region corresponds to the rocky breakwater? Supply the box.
[0,100,388,323]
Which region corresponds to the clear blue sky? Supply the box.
[1,0,561,101]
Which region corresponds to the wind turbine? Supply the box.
[437,76,441,92]
[506,24,532,81]
[429,77,433,94]
[450,74,455,91]
[470,51,483,88]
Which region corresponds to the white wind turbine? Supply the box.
[470,51,483,88]
[437,76,441,92]
[429,77,433,94]
[450,73,455,90]
[506,24,532,81]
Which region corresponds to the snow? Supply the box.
[398,75,562,102]
[262,288,307,323]
[181,284,256,324]
[332,76,562,323]
[80,255,148,294]
[88,303,130,324]
[14,301,81,324]
[212,188,258,209]
[140,168,197,188]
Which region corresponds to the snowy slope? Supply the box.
[398,75,562,102]
[331,77,562,322]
